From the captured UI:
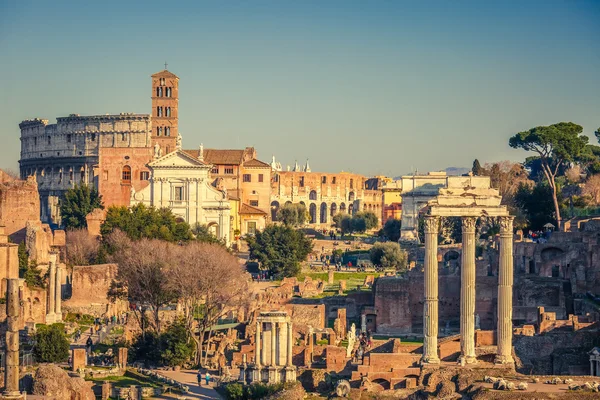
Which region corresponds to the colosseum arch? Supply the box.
[309,190,317,201]
[320,202,327,223]
[348,203,354,214]
[349,191,355,202]
[309,203,317,224]
[330,203,337,217]
[271,201,280,221]
[340,202,346,213]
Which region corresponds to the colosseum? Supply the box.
[270,168,382,228]
[19,113,153,224]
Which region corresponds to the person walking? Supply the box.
[197,369,203,386]
[205,371,211,386]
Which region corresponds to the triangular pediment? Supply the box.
[149,150,208,168]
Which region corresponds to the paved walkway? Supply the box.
[153,369,222,399]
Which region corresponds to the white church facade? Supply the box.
[131,148,231,244]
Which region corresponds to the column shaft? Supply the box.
[286,322,293,366]
[460,217,477,364]
[48,254,56,318]
[422,216,440,364]
[4,279,21,396]
[55,266,62,317]
[496,216,514,364]
[255,322,261,366]
[270,322,277,366]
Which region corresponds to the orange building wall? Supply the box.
[97,147,152,208]
[239,166,272,216]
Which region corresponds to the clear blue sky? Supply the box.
[1,0,599,177]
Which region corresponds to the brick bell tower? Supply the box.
[151,66,179,154]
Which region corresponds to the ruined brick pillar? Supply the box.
[496,216,514,364]
[287,322,293,366]
[3,278,24,399]
[255,321,261,366]
[459,217,477,365]
[422,216,440,364]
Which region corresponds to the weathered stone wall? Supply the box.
[0,174,40,243]
[63,263,128,317]
[285,304,326,330]
[514,330,600,375]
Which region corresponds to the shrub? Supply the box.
[33,324,70,363]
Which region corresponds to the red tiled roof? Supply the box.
[151,70,179,79]
[243,159,270,168]
[183,149,246,165]
[240,203,267,215]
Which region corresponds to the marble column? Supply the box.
[422,215,440,364]
[270,322,277,366]
[4,279,24,398]
[47,253,57,322]
[459,217,477,364]
[286,322,293,366]
[255,321,261,366]
[55,266,62,320]
[496,216,515,364]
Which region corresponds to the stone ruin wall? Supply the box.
[374,270,565,335]
[64,263,127,317]
[0,174,40,243]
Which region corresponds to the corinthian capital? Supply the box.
[498,216,514,233]
[423,216,439,234]
[462,217,477,233]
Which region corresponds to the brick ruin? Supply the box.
[0,172,40,243]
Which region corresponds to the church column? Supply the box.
[460,217,477,364]
[255,321,261,366]
[496,216,515,364]
[270,322,277,366]
[286,322,293,367]
[422,216,440,364]
[55,265,62,320]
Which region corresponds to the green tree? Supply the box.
[514,182,557,230]
[59,184,104,230]
[472,159,484,176]
[276,203,308,226]
[246,225,313,277]
[101,204,193,242]
[192,223,227,247]
[18,242,28,278]
[161,318,195,367]
[369,242,408,271]
[382,218,401,242]
[33,324,70,363]
[355,211,379,230]
[509,122,588,229]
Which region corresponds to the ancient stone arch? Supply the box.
[309,203,317,224]
[271,201,280,222]
[320,202,327,224]
[330,203,337,217]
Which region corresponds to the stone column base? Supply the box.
[494,354,514,365]
[45,313,57,324]
[420,356,440,365]
[458,355,477,366]
[0,392,26,400]
[284,367,296,382]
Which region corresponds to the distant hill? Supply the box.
[393,167,470,180]
[445,167,470,176]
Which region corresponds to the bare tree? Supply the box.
[169,241,249,365]
[65,229,100,266]
[583,174,600,205]
[107,234,177,335]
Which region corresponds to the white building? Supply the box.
[131,149,231,244]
